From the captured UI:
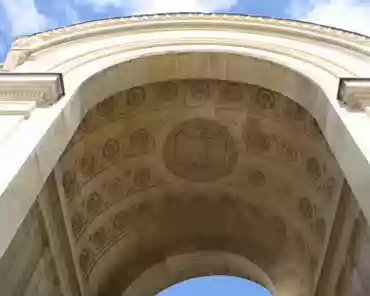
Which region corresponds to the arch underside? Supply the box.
[55,79,344,296]
[1,13,370,296]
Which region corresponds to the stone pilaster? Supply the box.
[38,174,81,296]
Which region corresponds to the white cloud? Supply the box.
[77,0,237,14]
[288,0,370,36]
[0,0,53,36]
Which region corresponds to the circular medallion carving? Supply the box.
[127,87,145,106]
[79,153,95,177]
[280,140,299,162]
[299,197,314,220]
[130,129,154,154]
[102,138,120,159]
[90,227,108,249]
[220,82,242,103]
[163,118,238,182]
[284,101,306,120]
[62,171,77,198]
[86,192,103,216]
[71,211,85,238]
[317,177,337,200]
[113,211,128,230]
[306,157,321,180]
[253,88,275,109]
[190,81,210,101]
[79,248,93,274]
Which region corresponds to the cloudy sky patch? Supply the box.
[0,0,369,61]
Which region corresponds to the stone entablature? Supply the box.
[0,73,64,107]
[3,14,370,73]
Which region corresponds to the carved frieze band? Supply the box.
[0,73,65,108]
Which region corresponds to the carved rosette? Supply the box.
[55,79,342,294]
[163,118,238,182]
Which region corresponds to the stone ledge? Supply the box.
[338,78,370,112]
[0,73,65,107]
[0,101,36,118]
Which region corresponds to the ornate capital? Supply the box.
[0,73,64,107]
[337,78,370,111]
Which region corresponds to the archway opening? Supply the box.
[157,276,272,296]
[56,78,345,296]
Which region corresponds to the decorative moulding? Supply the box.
[0,73,65,108]
[338,78,370,112]
[0,101,36,118]
[12,13,370,51]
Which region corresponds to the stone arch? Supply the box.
[52,50,370,224]
[121,252,275,296]
[53,79,343,296]
[2,16,370,233]
[1,13,370,296]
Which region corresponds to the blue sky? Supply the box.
[1,0,370,62]
[157,276,272,295]
[0,0,368,294]
[0,0,369,294]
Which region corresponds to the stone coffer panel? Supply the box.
[55,79,345,296]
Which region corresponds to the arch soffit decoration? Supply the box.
[6,13,370,77]
[1,13,370,264]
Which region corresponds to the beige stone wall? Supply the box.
[0,175,81,296]
[0,203,61,296]
[0,78,369,296]
[53,79,344,296]
[1,14,370,296]
[316,180,369,296]
[38,175,81,296]
[23,249,61,296]
[347,225,370,295]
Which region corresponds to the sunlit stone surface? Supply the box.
[0,13,370,296]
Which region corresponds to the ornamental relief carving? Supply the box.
[14,13,367,51]
[163,118,238,182]
[55,79,343,286]
[76,190,295,280]
[66,79,326,152]
[60,128,156,198]
[69,165,157,242]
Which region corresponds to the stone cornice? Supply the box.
[338,78,370,112]
[11,13,370,51]
[0,73,65,107]
[0,101,36,118]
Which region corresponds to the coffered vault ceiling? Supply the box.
[55,79,344,296]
